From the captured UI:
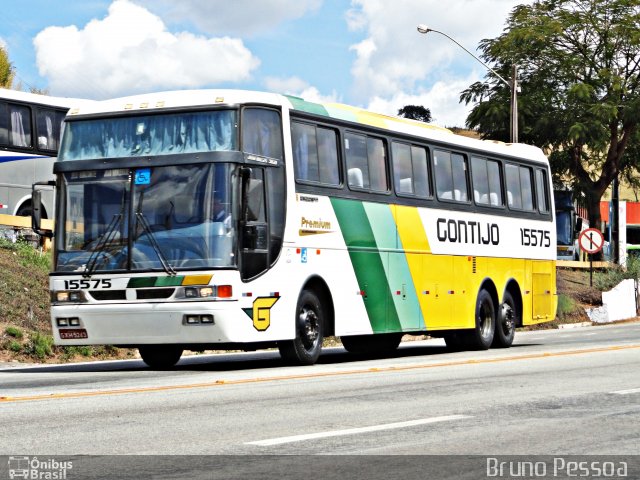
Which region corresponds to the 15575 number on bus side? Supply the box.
[520,228,551,247]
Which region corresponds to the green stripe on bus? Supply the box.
[363,204,423,331]
[127,276,184,288]
[285,95,330,117]
[331,198,401,333]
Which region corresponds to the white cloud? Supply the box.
[0,37,7,50]
[264,76,339,103]
[366,71,483,128]
[346,0,530,125]
[33,0,260,99]
[134,0,322,36]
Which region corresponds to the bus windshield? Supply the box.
[59,110,237,160]
[56,163,237,273]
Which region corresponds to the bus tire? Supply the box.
[139,345,183,369]
[493,291,517,348]
[278,289,324,365]
[341,333,403,355]
[464,289,495,350]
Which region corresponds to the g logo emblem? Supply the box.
[251,297,279,331]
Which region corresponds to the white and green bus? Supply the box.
[35,89,557,368]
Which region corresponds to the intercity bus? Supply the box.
[0,88,76,219]
[35,89,557,368]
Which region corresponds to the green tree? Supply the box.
[0,46,15,88]
[398,105,432,123]
[460,0,640,231]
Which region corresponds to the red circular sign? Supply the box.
[578,228,604,254]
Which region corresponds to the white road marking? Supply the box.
[611,387,640,395]
[245,414,472,446]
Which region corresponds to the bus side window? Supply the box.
[506,164,534,211]
[535,168,550,213]
[367,137,388,192]
[8,103,32,148]
[434,150,453,200]
[345,132,369,189]
[0,102,7,145]
[317,127,340,186]
[242,108,283,160]
[472,156,503,207]
[392,142,413,194]
[505,164,521,209]
[292,121,318,182]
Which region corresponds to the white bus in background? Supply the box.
[0,88,80,219]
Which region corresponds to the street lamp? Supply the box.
[417,24,519,143]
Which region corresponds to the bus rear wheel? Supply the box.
[341,333,403,355]
[493,291,517,348]
[139,345,183,369]
[464,289,495,350]
[278,289,324,365]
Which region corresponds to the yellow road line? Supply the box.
[1,344,639,404]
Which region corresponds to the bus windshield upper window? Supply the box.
[242,108,283,159]
[60,110,237,160]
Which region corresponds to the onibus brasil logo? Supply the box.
[8,456,73,479]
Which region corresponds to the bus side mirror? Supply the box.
[32,181,55,238]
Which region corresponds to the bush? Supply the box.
[556,294,577,317]
[24,331,54,359]
[8,340,22,352]
[5,326,23,339]
[594,256,640,291]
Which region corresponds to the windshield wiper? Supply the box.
[135,212,176,275]
[83,213,123,278]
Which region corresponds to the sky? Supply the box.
[0,0,530,127]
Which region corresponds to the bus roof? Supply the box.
[0,87,87,110]
[65,88,548,164]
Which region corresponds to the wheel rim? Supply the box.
[478,299,493,340]
[298,305,320,352]
[500,303,515,336]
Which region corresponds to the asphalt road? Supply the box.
[1,323,639,468]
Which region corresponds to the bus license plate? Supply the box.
[59,329,88,339]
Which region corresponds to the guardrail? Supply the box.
[0,214,54,250]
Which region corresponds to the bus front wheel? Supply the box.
[278,289,324,365]
[464,289,495,350]
[139,345,183,369]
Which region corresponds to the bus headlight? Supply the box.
[181,286,231,299]
[52,291,87,303]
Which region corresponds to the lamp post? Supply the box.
[417,24,519,143]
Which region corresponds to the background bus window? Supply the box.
[36,108,66,152]
[242,108,283,159]
[0,102,7,144]
[367,137,388,192]
[9,103,31,148]
[535,169,550,213]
